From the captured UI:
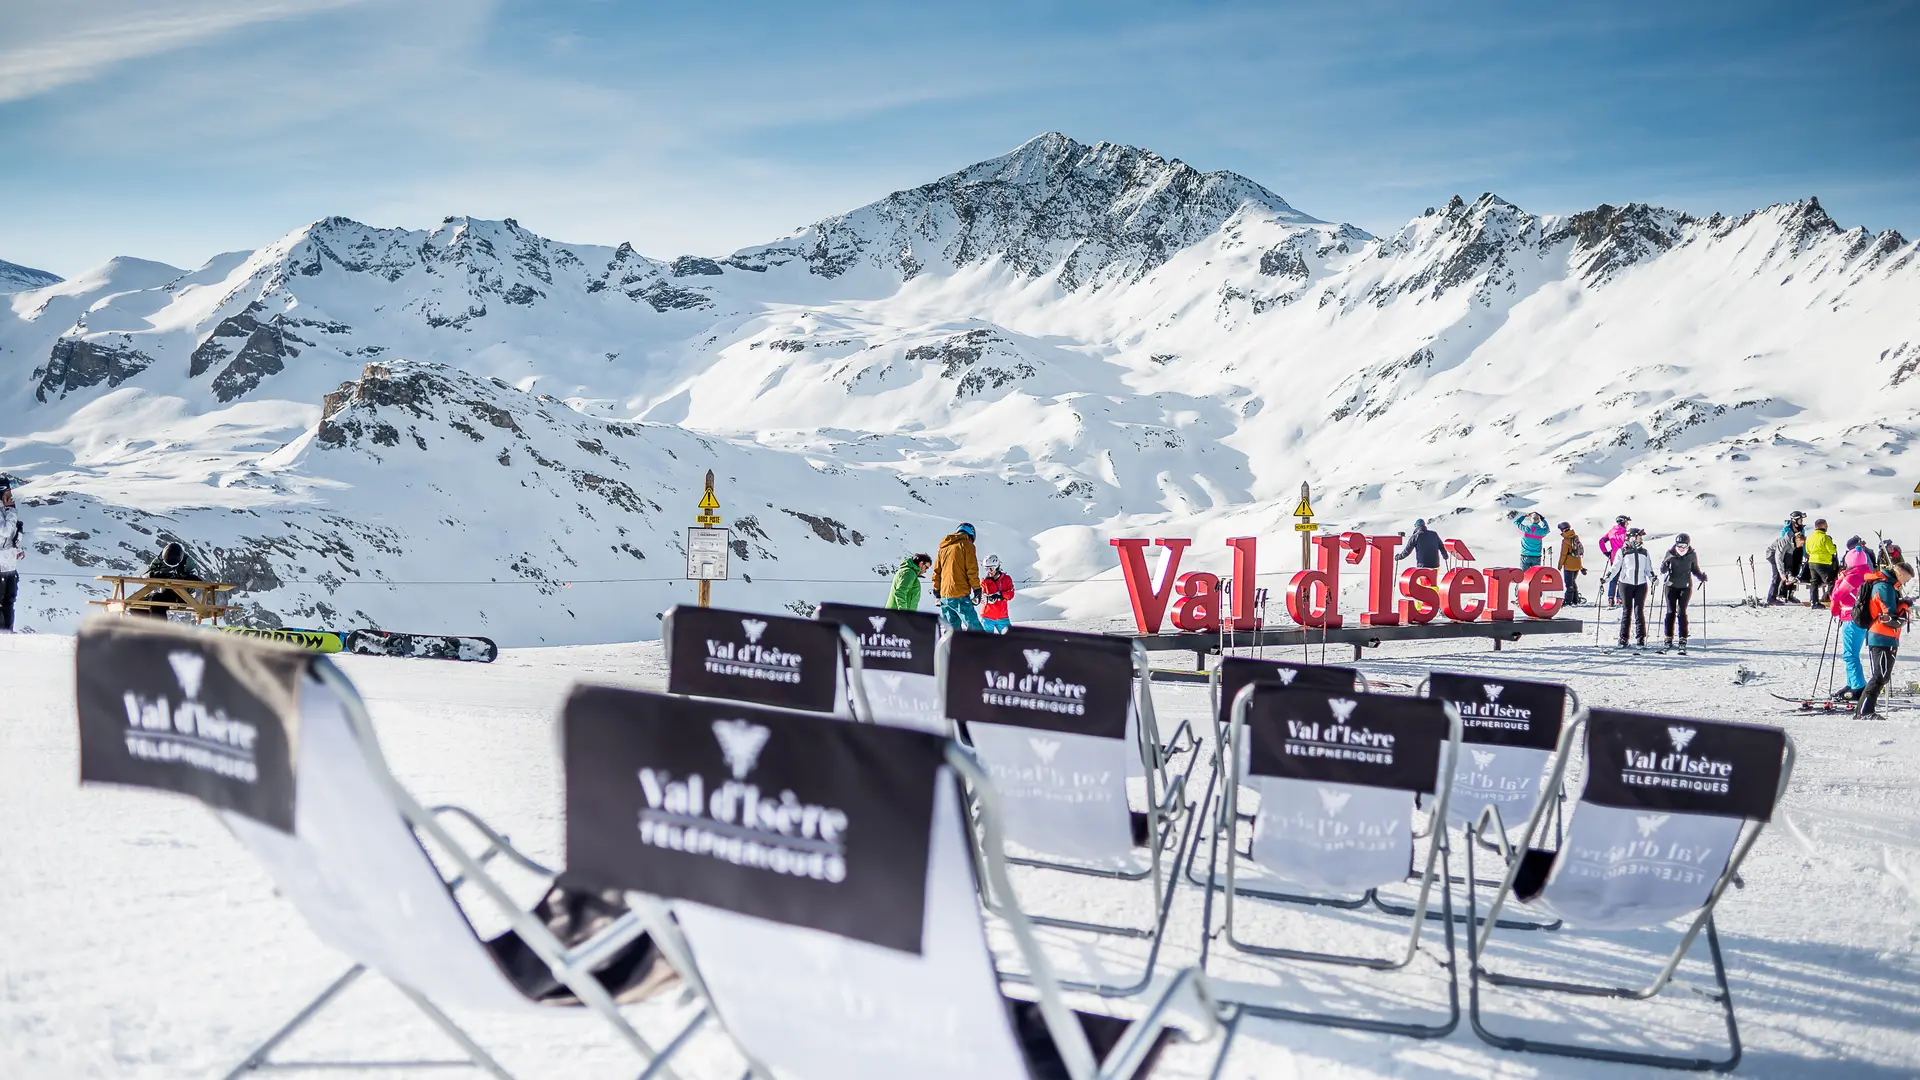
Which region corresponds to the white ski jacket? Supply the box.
[1611,547,1656,587]
[0,504,22,572]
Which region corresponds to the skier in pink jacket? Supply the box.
[1598,515,1631,605]
[1830,538,1876,702]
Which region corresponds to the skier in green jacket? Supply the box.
[887,553,933,610]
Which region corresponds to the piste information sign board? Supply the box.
[686,528,731,581]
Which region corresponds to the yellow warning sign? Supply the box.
[698,488,720,510]
[1913,480,1920,494]
[1293,481,1314,519]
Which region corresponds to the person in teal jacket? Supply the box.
[1509,510,1550,568]
[886,553,932,610]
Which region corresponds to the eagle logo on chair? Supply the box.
[168,651,207,700]
[1668,726,1697,753]
[1275,668,1298,685]
[868,615,887,633]
[1028,737,1062,764]
[740,619,768,644]
[879,672,904,692]
[1328,698,1358,723]
[1316,787,1351,816]
[1023,649,1050,674]
[712,719,772,780]
[1635,813,1671,838]
[1482,683,1504,702]
[1470,748,1496,772]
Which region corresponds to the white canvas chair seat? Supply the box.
[1467,708,1797,1072]
[937,626,1196,997]
[855,668,943,731]
[558,687,1220,1080]
[74,619,693,1079]
[1248,777,1415,895]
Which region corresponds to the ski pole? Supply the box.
[1812,613,1835,701]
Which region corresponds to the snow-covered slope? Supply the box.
[1,134,1916,640]
[0,257,62,293]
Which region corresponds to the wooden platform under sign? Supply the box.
[1114,617,1585,663]
[90,576,240,625]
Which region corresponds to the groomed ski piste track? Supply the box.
[4,601,1918,1079]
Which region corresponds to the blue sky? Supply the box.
[2,0,1915,278]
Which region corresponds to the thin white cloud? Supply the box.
[0,0,371,103]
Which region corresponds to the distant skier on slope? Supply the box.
[0,480,23,633]
[1599,515,1631,606]
[1396,518,1443,569]
[886,553,932,611]
[979,554,1015,633]
[1806,518,1839,606]
[931,523,984,632]
[1659,532,1707,653]
[1830,536,1875,704]
[1507,510,1549,568]
[1556,522,1585,607]
[1855,559,1914,719]
[1611,528,1656,648]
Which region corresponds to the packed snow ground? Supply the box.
[4,605,1919,1079]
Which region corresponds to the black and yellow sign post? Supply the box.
[687,470,729,608]
[1911,480,1919,510]
[1294,481,1318,569]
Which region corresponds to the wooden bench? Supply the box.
[91,576,240,625]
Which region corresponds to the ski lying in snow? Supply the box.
[1769,693,1848,712]
[346,629,498,663]
[219,626,345,653]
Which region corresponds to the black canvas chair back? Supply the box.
[664,604,870,720]
[816,602,942,732]
[1467,708,1796,1071]
[561,686,1211,1080]
[75,617,691,1078]
[1212,656,1359,734]
[1424,671,1570,833]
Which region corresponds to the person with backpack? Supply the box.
[1508,510,1549,568]
[931,523,984,631]
[1599,515,1631,605]
[886,553,932,610]
[1556,522,1585,606]
[1855,560,1914,719]
[1611,528,1657,648]
[1805,519,1839,606]
[978,554,1015,633]
[1831,537,1875,703]
[1396,518,1443,569]
[1658,533,1707,653]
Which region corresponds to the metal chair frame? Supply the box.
[1197,683,1465,1040]
[935,634,1203,997]
[226,659,702,1080]
[624,743,1225,1080]
[1464,713,1798,1072]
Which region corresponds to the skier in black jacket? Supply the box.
[1659,533,1708,653]
[1396,519,1443,569]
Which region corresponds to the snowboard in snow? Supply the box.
[346,628,498,663]
[219,626,345,653]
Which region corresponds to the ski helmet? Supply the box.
[957,522,975,538]
[1616,515,1630,525]
[1676,532,1690,544]
[1790,510,1806,521]
[984,553,1001,572]
[160,541,185,568]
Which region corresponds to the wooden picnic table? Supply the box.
[91,576,240,625]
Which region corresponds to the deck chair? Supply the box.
[1372,671,1574,930]
[663,603,873,721]
[936,625,1199,996]
[815,602,943,732]
[73,617,699,1079]
[559,685,1223,1080]
[1200,681,1465,1038]
[1188,658,1364,895]
[1466,709,1796,1071]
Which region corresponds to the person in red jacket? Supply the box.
[979,554,1015,633]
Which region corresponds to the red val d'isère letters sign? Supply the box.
[1111,533,1563,633]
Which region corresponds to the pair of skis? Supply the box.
[217,624,498,662]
